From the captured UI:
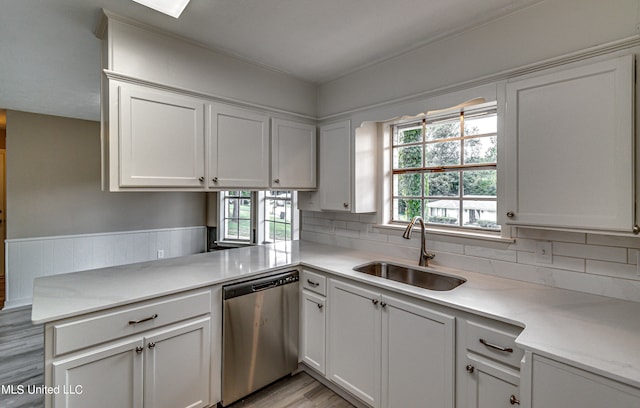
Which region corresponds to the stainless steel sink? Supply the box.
[353,261,466,291]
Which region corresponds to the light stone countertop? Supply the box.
[31,240,640,389]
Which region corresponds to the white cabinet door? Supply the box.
[381,295,455,408]
[504,55,635,232]
[300,290,326,374]
[529,355,640,408]
[328,279,381,407]
[118,84,206,188]
[209,104,270,188]
[52,338,144,408]
[144,317,211,408]
[464,354,520,408]
[272,118,316,189]
[319,120,352,211]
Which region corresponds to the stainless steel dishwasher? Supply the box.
[221,270,299,406]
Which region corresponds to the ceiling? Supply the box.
[0,0,539,121]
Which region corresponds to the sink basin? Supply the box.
[353,261,466,291]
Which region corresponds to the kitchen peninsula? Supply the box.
[32,241,640,408]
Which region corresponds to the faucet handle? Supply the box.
[424,252,436,260]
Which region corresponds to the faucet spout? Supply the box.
[402,216,436,266]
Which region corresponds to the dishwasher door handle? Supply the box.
[252,280,279,292]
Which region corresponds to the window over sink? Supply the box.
[390,103,499,232]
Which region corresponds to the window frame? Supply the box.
[389,103,499,232]
[257,191,299,244]
[217,190,299,246]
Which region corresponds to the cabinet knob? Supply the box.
[148,342,156,349]
[633,225,640,235]
[372,299,379,305]
[198,177,205,182]
[465,364,475,373]
[212,177,218,183]
[380,302,387,308]
[343,202,349,208]
[506,211,515,218]
[317,303,324,310]
[274,178,280,184]
[135,346,144,354]
[509,395,520,405]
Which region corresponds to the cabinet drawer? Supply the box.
[302,269,326,296]
[465,320,523,367]
[53,289,211,356]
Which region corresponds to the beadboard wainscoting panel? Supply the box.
[300,211,640,302]
[4,227,206,309]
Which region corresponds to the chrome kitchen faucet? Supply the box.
[402,216,436,267]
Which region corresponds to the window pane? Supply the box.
[425,199,459,226]
[238,219,251,240]
[394,173,422,197]
[464,136,497,164]
[394,126,422,145]
[393,198,422,222]
[426,141,460,166]
[426,120,460,141]
[393,145,422,169]
[425,172,460,197]
[463,170,497,197]
[463,200,498,229]
[465,113,497,135]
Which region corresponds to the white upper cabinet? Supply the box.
[208,104,270,189]
[319,120,352,211]
[302,120,376,212]
[113,82,206,189]
[271,118,316,189]
[504,54,635,233]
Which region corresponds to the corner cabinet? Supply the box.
[299,120,376,212]
[504,54,636,233]
[106,81,207,189]
[271,119,316,190]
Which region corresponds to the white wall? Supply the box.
[317,0,640,118]
[303,0,640,302]
[106,16,317,118]
[4,111,207,308]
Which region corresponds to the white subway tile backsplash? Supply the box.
[5,226,206,309]
[302,211,640,302]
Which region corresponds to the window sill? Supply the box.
[372,223,514,244]
[216,241,254,248]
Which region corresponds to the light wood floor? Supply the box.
[227,372,353,408]
[0,306,352,408]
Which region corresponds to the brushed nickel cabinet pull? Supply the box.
[317,303,324,310]
[148,342,156,349]
[307,279,319,287]
[465,364,474,373]
[509,395,520,405]
[479,338,513,353]
[128,314,158,325]
[372,299,379,305]
[135,346,144,354]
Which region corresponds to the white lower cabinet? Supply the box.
[52,317,211,408]
[327,278,455,408]
[52,338,144,408]
[457,318,524,408]
[524,354,640,408]
[46,288,217,408]
[300,290,326,374]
